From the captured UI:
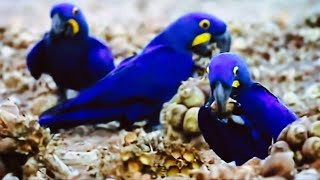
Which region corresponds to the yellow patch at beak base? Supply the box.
[232,80,240,88]
[192,33,211,47]
[67,19,79,35]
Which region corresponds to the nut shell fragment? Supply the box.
[139,153,154,166]
[210,98,237,114]
[127,160,142,172]
[164,157,177,169]
[124,132,138,145]
[183,151,195,162]
[0,101,19,115]
[167,166,179,177]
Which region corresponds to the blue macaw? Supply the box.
[27,3,115,100]
[39,12,231,129]
[198,52,298,165]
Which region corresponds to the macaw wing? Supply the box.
[198,106,270,165]
[87,38,115,82]
[47,45,192,114]
[26,39,47,79]
[117,53,137,67]
[243,83,298,139]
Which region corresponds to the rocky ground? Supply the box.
[0,0,320,179]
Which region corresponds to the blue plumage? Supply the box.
[39,12,231,129]
[198,106,271,164]
[27,3,114,93]
[198,53,298,165]
[40,45,193,128]
[234,83,298,139]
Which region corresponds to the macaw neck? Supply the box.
[77,24,89,39]
[145,31,192,56]
[49,30,89,42]
[76,32,89,41]
[71,25,89,40]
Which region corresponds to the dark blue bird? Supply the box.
[198,53,298,165]
[27,3,115,100]
[39,12,231,130]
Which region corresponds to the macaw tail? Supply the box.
[39,106,126,130]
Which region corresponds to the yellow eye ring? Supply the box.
[72,7,79,15]
[233,66,239,75]
[199,19,210,30]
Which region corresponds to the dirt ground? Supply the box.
[0,0,320,179]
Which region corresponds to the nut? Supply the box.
[309,121,320,137]
[302,137,320,162]
[286,124,308,147]
[260,152,295,179]
[270,141,291,155]
[180,86,205,108]
[183,107,200,134]
[165,103,188,129]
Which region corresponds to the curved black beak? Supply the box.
[191,31,231,56]
[51,14,75,38]
[205,94,215,108]
[214,31,231,53]
[211,81,232,115]
[191,42,212,57]
[191,32,212,57]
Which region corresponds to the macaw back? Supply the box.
[42,35,114,90]
[27,32,114,91]
[235,83,298,139]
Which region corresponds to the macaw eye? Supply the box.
[233,66,239,75]
[72,7,79,15]
[199,19,210,30]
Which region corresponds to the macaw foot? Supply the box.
[143,123,162,133]
[119,119,134,131]
[56,87,68,103]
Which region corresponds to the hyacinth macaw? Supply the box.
[39,12,231,129]
[198,52,297,165]
[27,3,115,100]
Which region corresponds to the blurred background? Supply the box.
[1,0,320,32]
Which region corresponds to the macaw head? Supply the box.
[50,3,88,39]
[151,12,231,56]
[207,52,253,114]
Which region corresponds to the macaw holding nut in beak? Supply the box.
[198,53,297,165]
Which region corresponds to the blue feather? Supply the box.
[27,3,114,91]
